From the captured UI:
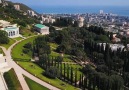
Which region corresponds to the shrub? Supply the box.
[22,48,29,54]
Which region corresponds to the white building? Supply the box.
[0,20,20,38]
[3,25,20,38]
[78,17,84,27]
[98,43,125,51]
[34,24,49,35]
[27,10,37,17]
[14,4,20,11]
[41,15,56,24]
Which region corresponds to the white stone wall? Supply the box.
[5,28,19,38]
[35,26,49,35]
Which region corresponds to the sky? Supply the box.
[10,0,129,6]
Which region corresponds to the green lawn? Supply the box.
[17,61,79,90]
[12,36,37,60]
[3,69,22,90]
[13,37,23,41]
[12,37,81,90]
[22,29,37,37]
[49,43,83,81]
[50,43,74,62]
[0,39,15,49]
[50,43,58,49]
[24,76,48,90]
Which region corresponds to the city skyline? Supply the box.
[10,0,129,6]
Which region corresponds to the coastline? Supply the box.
[29,5,129,17]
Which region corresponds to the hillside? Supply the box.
[7,1,31,11]
[6,1,38,14]
[0,1,40,36]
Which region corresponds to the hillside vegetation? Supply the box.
[0,2,39,36]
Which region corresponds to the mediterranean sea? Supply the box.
[29,6,129,17]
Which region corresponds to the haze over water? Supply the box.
[30,6,129,17]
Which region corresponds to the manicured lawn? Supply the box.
[50,43,74,62]
[59,63,83,81]
[24,76,48,90]
[3,69,22,90]
[22,29,37,37]
[0,39,15,49]
[50,43,58,49]
[12,36,37,60]
[13,37,23,41]
[49,43,83,81]
[12,37,82,90]
[17,61,79,90]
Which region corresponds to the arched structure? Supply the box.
[4,25,20,38]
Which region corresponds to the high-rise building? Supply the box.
[78,17,84,27]
[27,10,37,17]
[100,10,104,14]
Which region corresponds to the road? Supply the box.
[0,36,60,90]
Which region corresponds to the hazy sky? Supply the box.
[10,0,129,6]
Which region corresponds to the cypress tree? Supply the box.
[75,68,77,87]
[79,74,82,88]
[60,63,62,79]
[67,64,69,81]
[57,60,60,68]
[51,56,54,66]
[70,67,73,84]
[81,74,84,87]
[83,78,87,89]
[48,56,50,68]
[64,63,66,81]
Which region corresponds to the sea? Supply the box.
[29,6,129,17]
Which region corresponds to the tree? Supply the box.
[64,63,66,81]
[110,75,124,90]
[23,42,32,50]
[55,56,63,62]
[75,68,77,86]
[0,30,9,44]
[67,64,70,80]
[110,32,113,40]
[70,67,73,84]
[44,67,59,79]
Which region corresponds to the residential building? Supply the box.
[14,4,20,11]
[27,10,37,17]
[34,24,49,35]
[41,15,56,24]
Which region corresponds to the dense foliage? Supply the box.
[33,36,82,85]
[48,25,129,90]
[53,17,73,27]
[0,30,9,44]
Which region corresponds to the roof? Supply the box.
[4,27,18,31]
[35,24,45,28]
